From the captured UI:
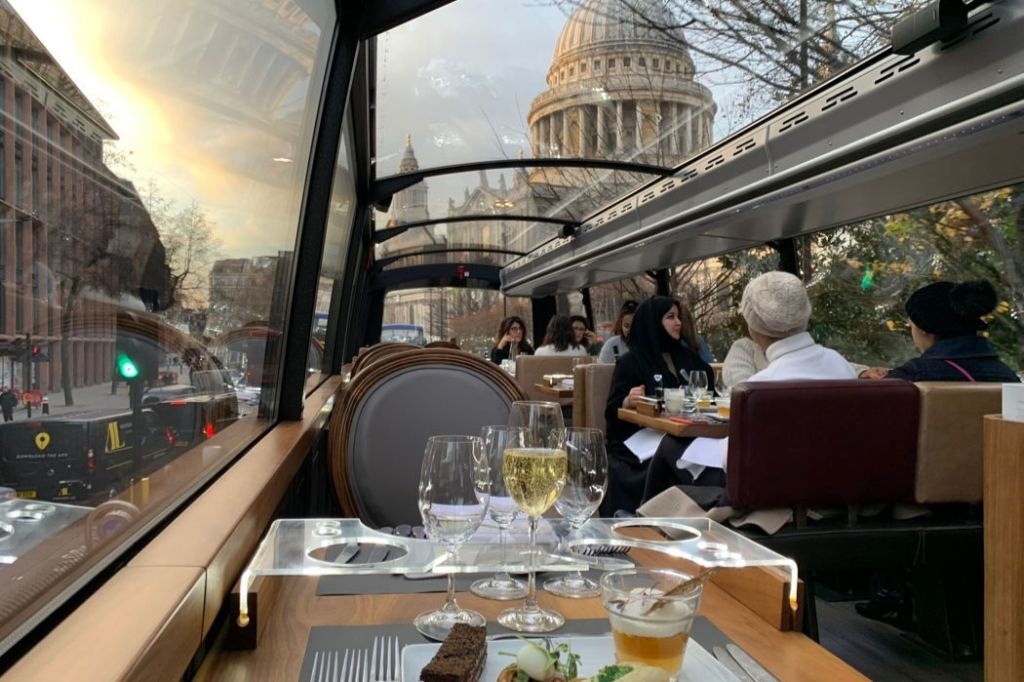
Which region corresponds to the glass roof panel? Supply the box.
[377,0,925,223]
[380,249,524,272]
[373,208,562,261]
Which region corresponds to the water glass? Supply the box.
[414,436,491,640]
[545,428,607,598]
[470,426,529,601]
[687,370,708,404]
[663,388,686,416]
[499,401,567,633]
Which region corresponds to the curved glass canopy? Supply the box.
[373,0,926,277]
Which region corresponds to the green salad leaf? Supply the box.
[593,664,635,682]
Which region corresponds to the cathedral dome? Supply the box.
[553,0,692,70]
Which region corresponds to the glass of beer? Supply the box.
[498,401,567,633]
[601,568,704,679]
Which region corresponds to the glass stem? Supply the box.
[442,548,458,611]
[525,516,538,610]
[497,524,509,580]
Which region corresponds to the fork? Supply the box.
[308,650,342,682]
[371,635,401,681]
[341,649,365,682]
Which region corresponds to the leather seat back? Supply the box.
[514,356,578,402]
[914,381,1002,503]
[572,363,615,433]
[727,380,920,508]
[330,349,525,526]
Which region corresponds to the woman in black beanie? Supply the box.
[869,280,1019,382]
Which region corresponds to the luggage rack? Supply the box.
[236,517,799,626]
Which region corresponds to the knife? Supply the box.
[365,543,391,564]
[712,647,754,682]
[330,542,360,565]
[726,644,779,682]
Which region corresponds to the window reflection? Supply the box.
[0,0,334,652]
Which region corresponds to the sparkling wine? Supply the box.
[502,448,567,517]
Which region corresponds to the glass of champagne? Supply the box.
[414,435,491,640]
[470,426,529,601]
[498,401,567,632]
[544,427,607,598]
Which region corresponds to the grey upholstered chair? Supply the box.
[329,349,526,527]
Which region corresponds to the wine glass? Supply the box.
[499,401,568,633]
[544,427,608,598]
[715,371,731,400]
[688,369,708,403]
[414,435,491,640]
[470,426,529,601]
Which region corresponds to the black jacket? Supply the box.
[604,348,713,445]
[488,342,533,364]
[888,335,1019,383]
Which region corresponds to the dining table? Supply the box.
[617,407,730,439]
[194,538,867,682]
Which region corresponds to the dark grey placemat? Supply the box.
[317,572,479,595]
[300,617,733,681]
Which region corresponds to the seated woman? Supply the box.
[679,303,714,363]
[570,315,602,355]
[598,300,638,363]
[642,271,856,503]
[861,280,1019,382]
[535,315,588,356]
[488,316,533,364]
[601,297,714,515]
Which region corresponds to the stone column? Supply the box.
[696,110,705,150]
[578,105,588,157]
[596,104,606,155]
[684,106,693,156]
[615,101,624,154]
[565,109,573,155]
[548,114,556,156]
[670,102,679,156]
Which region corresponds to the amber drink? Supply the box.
[601,569,703,679]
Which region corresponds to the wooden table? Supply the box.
[618,408,729,438]
[196,559,866,681]
[534,383,574,399]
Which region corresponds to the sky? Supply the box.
[7,0,747,262]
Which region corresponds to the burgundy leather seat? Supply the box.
[726,380,921,508]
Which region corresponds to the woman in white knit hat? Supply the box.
[641,271,856,502]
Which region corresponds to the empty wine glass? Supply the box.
[499,401,567,633]
[470,426,529,601]
[545,428,608,598]
[687,370,708,403]
[414,435,491,640]
[715,370,731,400]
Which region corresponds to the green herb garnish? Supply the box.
[593,664,635,682]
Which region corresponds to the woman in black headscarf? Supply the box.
[600,296,714,515]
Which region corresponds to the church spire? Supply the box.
[399,134,419,173]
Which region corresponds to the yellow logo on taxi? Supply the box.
[34,432,50,450]
[105,421,127,452]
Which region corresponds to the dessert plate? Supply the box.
[401,635,738,682]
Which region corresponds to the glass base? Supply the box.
[497,605,565,633]
[471,574,528,601]
[414,606,487,641]
[543,573,601,599]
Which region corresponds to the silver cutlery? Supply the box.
[343,648,367,682]
[712,646,754,682]
[308,649,341,682]
[725,644,778,682]
[332,543,360,565]
[365,544,391,564]
[370,635,400,681]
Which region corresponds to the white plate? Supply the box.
[400,635,738,682]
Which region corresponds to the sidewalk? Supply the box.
[6,382,131,421]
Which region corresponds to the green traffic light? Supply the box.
[117,351,139,379]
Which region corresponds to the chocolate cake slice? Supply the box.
[419,623,486,682]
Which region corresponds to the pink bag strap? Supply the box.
[944,359,976,382]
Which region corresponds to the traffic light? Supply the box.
[116,351,140,380]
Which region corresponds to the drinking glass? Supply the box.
[499,401,568,632]
[714,371,731,400]
[470,426,529,601]
[414,435,491,640]
[687,370,708,404]
[545,428,608,598]
[602,568,704,679]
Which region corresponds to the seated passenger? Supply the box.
[601,297,714,515]
[570,315,602,355]
[860,280,1019,383]
[598,300,638,364]
[535,315,588,356]
[642,271,856,503]
[488,316,533,364]
[722,337,768,385]
[679,302,714,363]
